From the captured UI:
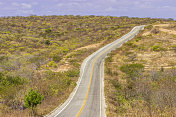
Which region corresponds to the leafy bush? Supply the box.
[48,61,57,68]
[105,55,113,63]
[0,72,25,86]
[45,28,52,33]
[145,25,153,30]
[152,45,167,51]
[24,88,44,116]
[66,69,80,77]
[135,36,142,42]
[53,55,62,62]
[45,40,51,45]
[120,63,144,79]
[172,44,176,51]
[125,42,137,48]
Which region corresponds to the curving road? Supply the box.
[46,26,145,117]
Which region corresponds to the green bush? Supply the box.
[66,69,79,77]
[0,72,25,86]
[53,55,62,62]
[45,40,50,45]
[125,42,137,48]
[120,63,144,79]
[105,55,113,63]
[145,25,153,30]
[152,45,167,51]
[24,88,44,116]
[48,61,58,68]
[45,28,52,33]
[172,44,176,50]
[135,36,142,42]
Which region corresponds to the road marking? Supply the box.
[53,55,91,117]
[76,26,143,117]
[100,61,102,117]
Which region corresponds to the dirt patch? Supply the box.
[76,42,102,51]
[54,64,71,72]
[142,31,151,36]
[137,52,176,70]
[143,23,176,36]
[53,42,103,72]
[154,24,170,27]
[159,28,176,35]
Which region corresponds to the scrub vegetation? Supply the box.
[0,15,171,116]
[105,21,176,116]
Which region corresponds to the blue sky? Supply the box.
[0,0,175,19]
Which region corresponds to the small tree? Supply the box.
[45,40,50,45]
[24,88,44,116]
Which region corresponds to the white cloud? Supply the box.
[12,2,20,7]
[105,7,116,12]
[21,3,32,9]
[11,2,32,9]
[21,9,33,14]
[0,2,3,5]
[56,3,64,7]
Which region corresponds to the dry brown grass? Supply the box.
[105,23,176,117]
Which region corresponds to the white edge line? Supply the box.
[52,46,104,117]
[53,56,90,117]
[100,61,102,117]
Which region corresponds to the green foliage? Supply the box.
[136,44,146,51]
[135,36,142,42]
[152,45,167,51]
[0,72,25,86]
[24,88,44,112]
[45,40,51,45]
[45,28,52,33]
[111,26,120,30]
[120,63,144,78]
[105,67,112,75]
[48,61,58,68]
[145,25,153,30]
[172,44,176,49]
[66,69,80,77]
[125,42,137,48]
[53,55,62,62]
[105,54,113,63]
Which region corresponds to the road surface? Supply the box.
[46,25,145,117]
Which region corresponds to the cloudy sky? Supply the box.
[0,0,175,19]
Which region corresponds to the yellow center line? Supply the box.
[76,29,139,117]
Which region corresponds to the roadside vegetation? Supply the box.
[0,15,171,116]
[105,22,176,116]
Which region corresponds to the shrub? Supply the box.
[0,72,25,86]
[66,69,79,77]
[152,45,167,51]
[135,36,142,42]
[105,55,113,63]
[53,55,62,62]
[45,40,50,45]
[45,28,52,33]
[145,25,153,30]
[24,89,44,116]
[125,42,137,48]
[172,44,176,51]
[48,61,58,68]
[120,63,144,79]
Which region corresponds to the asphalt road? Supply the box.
[46,25,145,117]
